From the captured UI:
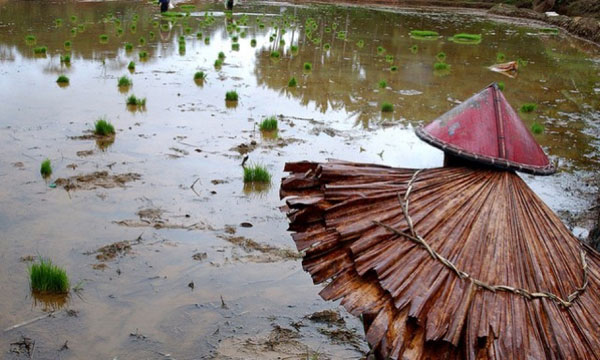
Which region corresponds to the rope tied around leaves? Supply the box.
[373,169,589,308]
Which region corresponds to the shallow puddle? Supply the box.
[0,0,599,358]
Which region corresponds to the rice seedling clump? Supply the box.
[303,62,312,71]
[378,80,387,88]
[270,50,280,58]
[94,118,115,136]
[450,33,482,44]
[288,77,297,87]
[498,81,505,91]
[128,61,135,70]
[99,34,109,43]
[56,75,69,83]
[194,71,206,80]
[33,46,47,54]
[60,54,71,63]
[410,30,438,40]
[434,62,449,70]
[243,164,271,183]
[381,102,394,112]
[139,51,148,59]
[40,159,52,177]
[29,258,69,294]
[531,122,544,134]
[259,116,278,131]
[118,76,132,87]
[126,95,146,107]
[225,90,238,101]
[520,103,537,113]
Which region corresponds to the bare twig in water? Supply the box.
[220,295,228,309]
[191,177,201,197]
[4,312,57,332]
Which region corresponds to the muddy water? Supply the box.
[0,0,599,358]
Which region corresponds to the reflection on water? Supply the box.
[31,291,70,312]
[0,0,599,357]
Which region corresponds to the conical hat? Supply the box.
[280,160,599,359]
[415,83,555,175]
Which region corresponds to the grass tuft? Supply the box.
[29,257,69,294]
[56,75,69,83]
[40,159,52,177]
[118,76,132,87]
[94,117,115,136]
[225,90,238,101]
[243,164,271,183]
[381,102,393,113]
[288,77,297,87]
[520,103,537,113]
[259,116,278,131]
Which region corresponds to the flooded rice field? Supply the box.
[1,0,599,358]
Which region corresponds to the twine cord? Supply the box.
[373,170,588,308]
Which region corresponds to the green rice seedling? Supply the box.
[231,35,239,43]
[125,42,133,51]
[56,75,69,84]
[225,90,238,101]
[33,46,47,54]
[70,15,77,23]
[304,62,312,71]
[381,102,394,113]
[288,76,297,87]
[436,52,446,62]
[450,33,482,44]
[259,116,278,131]
[251,39,257,47]
[70,27,77,36]
[336,31,346,40]
[331,23,338,30]
[55,18,63,26]
[356,39,364,48]
[130,24,137,32]
[204,37,210,45]
[259,23,265,29]
[325,26,331,33]
[280,39,285,46]
[410,44,418,53]
[498,81,505,91]
[214,59,223,68]
[386,54,394,63]
[496,52,506,62]
[517,58,528,67]
[149,31,155,40]
[126,94,146,107]
[520,103,537,113]
[390,65,398,72]
[29,257,69,293]
[378,80,387,88]
[118,76,132,87]
[218,51,226,59]
[196,32,203,39]
[139,51,148,59]
[240,31,247,38]
[133,14,139,21]
[243,164,271,183]
[25,35,36,45]
[194,71,206,81]
[323,43,330,50]
[60,54,71,63]
[312,38,321,45]
[162,11,185,18]
[269,36,274,42]
[128,61,135,71]
[531,122,544,134]
[290,44,298,53]
[152,20,159,28]
[540,28,559,35]
[99,34,109,43]
[270,50,280,58]
[185,26,192,34]
[78,24,85,32]
[40,159,52,177]
[94,117,115,136]
[117,27,124,35]
[181,4,196,10]
[231,43,240,51]
[377,46,385,55]
[161,23,169,31]
[434,62,449,70]
[409,30,439,40]
[64,40,72,49]
[179,44,186,55]
[179,35,185,42]
[139,36,146,45]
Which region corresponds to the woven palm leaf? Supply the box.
[280,160,600,359]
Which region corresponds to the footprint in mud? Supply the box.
[216,234,301,263]
[115,207,212,230]
[54,171,141,191]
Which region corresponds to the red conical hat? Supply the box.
[415,83,555,175]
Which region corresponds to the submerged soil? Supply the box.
[0,0,599,358]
